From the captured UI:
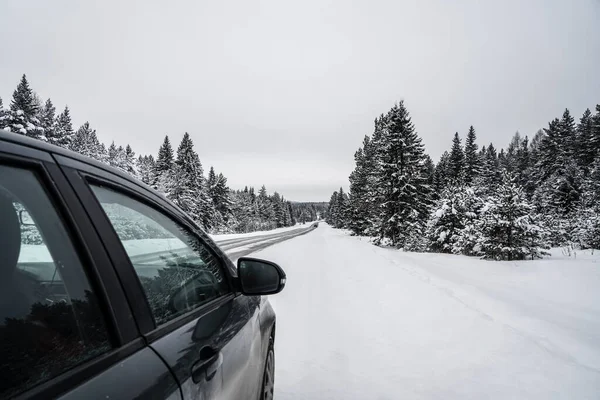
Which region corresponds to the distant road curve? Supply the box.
[214,223,318,261]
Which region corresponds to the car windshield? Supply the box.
[1,1,599,398]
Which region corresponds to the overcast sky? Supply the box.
[1,1,599,201]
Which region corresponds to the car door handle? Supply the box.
[192,347,223,383]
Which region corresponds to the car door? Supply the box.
[0,139,180,400]
[55,155,265,400]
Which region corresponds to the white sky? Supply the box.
[1,0,599,201]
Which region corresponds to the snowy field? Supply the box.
[253,224,600,399]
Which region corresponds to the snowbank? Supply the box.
[253,224,600,399]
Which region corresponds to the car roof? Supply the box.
[0,129,157,195]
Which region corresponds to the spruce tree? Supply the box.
[537,118,562,180]
[477,143,501,193]
[448,132,464,184]
[137,155,156,185]
[478,172,547,260]
[558,108,576,160]
[577,108,595,170]
[433,151,450,195]
[425,186,465,253]
[7,74,43,138]
[53,106,74,148]
[504,132,522,173]
[0,97,6,129]
[347,137,373,235]
[124,145,136,176]
[71,122,103,160]
[463,126,480,185]
[591,105,600,166]
[374,101,431,248]
[171,133,214,229]
[156,135,174,176]
[39,98,56,140]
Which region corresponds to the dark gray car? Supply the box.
[0,130,285,400]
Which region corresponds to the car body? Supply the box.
[0,130,285,400]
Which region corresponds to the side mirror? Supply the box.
[237,257,286,296]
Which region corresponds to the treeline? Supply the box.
[291,202,328,223]
[327,101,600,260]
[0,74,299,233]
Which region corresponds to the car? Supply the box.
[0,129,286,400]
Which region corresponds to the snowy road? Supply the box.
[252,224,600,400]
[213,224,316,261]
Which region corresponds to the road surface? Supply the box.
[213,224,316,261]
[250,224,600,400]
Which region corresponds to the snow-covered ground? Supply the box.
[253,224,600,399]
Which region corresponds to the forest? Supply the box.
[0,74,308,234]
[326,100,600,260]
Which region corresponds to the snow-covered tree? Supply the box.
[0,97,6,129]
[577,108,595,171]
[124,144,137,176]
[448,132,464,184]
[463,126,480,185]
[52,106,74,148]
[39,98,56,140]
[137,155,156,186]
[154,135,174,187]
[477,172,548,260]
[70,122,104,161]
[425,186,465,253]
[433,151,450,195]
[6,74,43,138]
[170,133,214,229]
[347,136,375,235]
[373,101,431,248]
[476,143,501,193]
[425,186,483,255]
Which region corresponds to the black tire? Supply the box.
[260,337,275,400]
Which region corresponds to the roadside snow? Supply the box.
[253,224,600,400]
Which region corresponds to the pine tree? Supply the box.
[504,132,522,173]
[549,161,583,216]
[374,101,431,248]
[6,74,43,138]
[558,108,577,161]
[155,135,174,177]
[425,186,483,255]
[213,172,232,223]
[124,144,136,176]
[171,133,214,229]
[433,151,450,195]
[107,142,127,171]
[53,106,74,148]
[577,109,595,170]
[591,105,600,167]
[71,122,103,160]
[39,98,56,140]
[463,126,480,185]
[425,186,465,253]
[448,132,464,184]
[347,136,373,235]
[0,97,6,129]
[257,185,275,228]
[137,155,156,185]
[478,172,547,260]
[477,143,501,193]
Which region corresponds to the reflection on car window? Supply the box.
[0,165,110,399]
[90,185,230,326]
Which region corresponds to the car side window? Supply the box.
[89,184,231,326]
[0,164,111,399]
